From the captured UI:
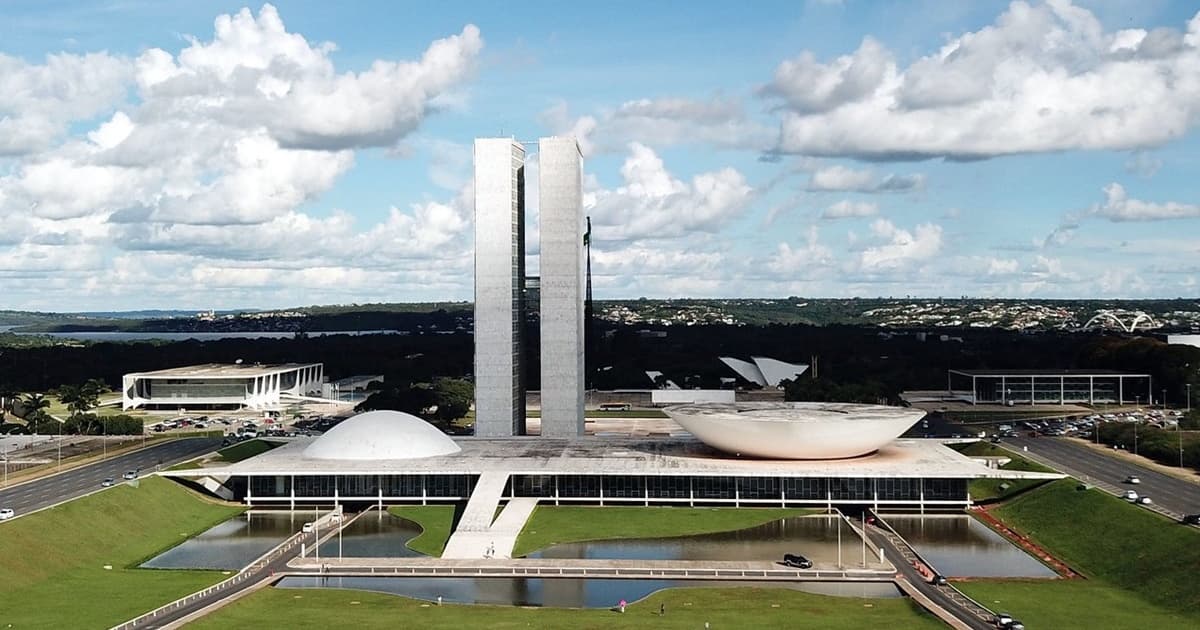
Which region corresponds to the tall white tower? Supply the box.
[473,138,526,437]
[537,136,585,437]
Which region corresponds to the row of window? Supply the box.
[248,474,476,498]
[246,474,966,502]
[508,475,965,501]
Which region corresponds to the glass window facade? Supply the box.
[239,474,967,505]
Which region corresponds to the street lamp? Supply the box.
[1188,383,1193,414]
[1130,395,1141,456]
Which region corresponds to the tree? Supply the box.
[0,383,18,421]
[430,378,473,423]
[58,379,105,418]
[354,378,473,429]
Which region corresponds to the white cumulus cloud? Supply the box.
[764,2,1200,160]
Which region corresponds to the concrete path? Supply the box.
[441,471,511,559]
[287,555,895,581]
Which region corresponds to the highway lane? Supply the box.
[1002,435,1200,518]
[0,437,222,517]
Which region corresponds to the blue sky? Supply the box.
[1,1,1198,311]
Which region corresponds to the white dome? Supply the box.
[303,410,461,460]
[665,402,924,460]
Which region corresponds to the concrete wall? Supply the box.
[651,389,737,405]
[473,138,526,437]
[537,136,585,437]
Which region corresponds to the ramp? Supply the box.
[441,472,509,559]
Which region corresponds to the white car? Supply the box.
[1124,475,1141,485]
[302,522,314,533]
[1122,490,1139,501]
[0,508,14,520]
[1137,496,1153,505]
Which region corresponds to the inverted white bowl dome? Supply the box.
[665,402,924,460]
[303,410,461,460]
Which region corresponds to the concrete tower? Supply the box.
[473,138,526,437]
[537,136,585,437]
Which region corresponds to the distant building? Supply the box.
[947,369,1152,406]
[719,356,809,388]
[1168,334,1200,349]
[122,363,324,411]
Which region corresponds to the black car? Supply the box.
[1182,514,1200,525]
[930,574,948,586]
[782,553,813,569]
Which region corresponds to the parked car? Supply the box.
[1124,475,1141,484]
[101,478,115,487]
[782,553,813,569]
[0,508,14,520]
[122,471,137,480]
[302,522,314,533]
[1181,514,1200,525]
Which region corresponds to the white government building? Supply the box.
[122,363,325,411]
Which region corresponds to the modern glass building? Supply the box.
[169,411,1061,511]
[948,369,1153,405]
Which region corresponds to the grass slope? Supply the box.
[387,505,457,556]
[186,584,944,630]
[0,476,244,628]
[959,580,1195,630]
[217,438,278,462]
[989,478,1200,617]
[955,442,1054,502]
[512,507,813,557]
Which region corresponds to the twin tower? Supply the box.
[474,137,584,438]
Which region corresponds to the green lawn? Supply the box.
[512,506,814,557]
[959,580,1196,629]
[186,583,944,630]
[988,478,1200,618]
[0,476,244,628]
[954,441,1055,502]
[387,505,457,556]
[218,438,279,462]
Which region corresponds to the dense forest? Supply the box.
[0,323,1195,404]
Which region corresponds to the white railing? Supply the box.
[111,509,347,630]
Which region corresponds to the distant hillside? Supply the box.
[4,297,1199,335]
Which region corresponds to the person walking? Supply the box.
[660,602,666,616]
[618,599,627,613]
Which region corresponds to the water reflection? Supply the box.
[276,576,902,607]
[884,514,1057,578]
[142,511,317,570]
[317,512,424,558]
[528,516,859,565]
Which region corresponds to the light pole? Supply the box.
[1188,383,1193,414]
[1134,396,1140,456]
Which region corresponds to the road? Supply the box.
[866,521,995,630]
[1003,435,1200,518]
[0,437,222,516]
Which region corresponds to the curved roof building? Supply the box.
[302,410,462,460]
[665,402,924,460]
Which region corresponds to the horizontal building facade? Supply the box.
[122,363,324,411]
